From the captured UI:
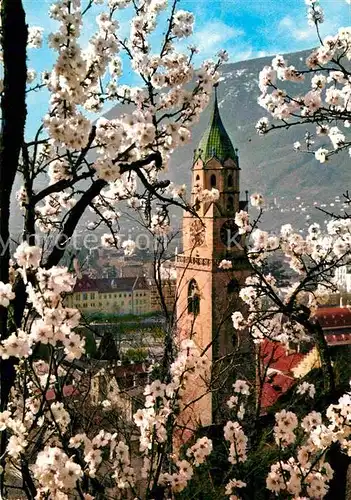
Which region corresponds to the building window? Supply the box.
[227,174,233,187]
[90,293,95,299]
[227,196,234,212]
[188,279,200,316]
[210,174,216,188]
[82,293,88,300]
[195,174,200,181]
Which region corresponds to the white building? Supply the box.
[334,265,351,293]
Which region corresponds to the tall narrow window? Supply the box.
[227,174,233,187]
[210,174,216,188]
[227,196,234,212]
[195,175,200,181]
[188,279,200,316]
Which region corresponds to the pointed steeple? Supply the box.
[195,84,237,165]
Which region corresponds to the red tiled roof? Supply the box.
[325,333,351,346]
[312,307,351,329]
[114,364,147,378]
[73,276,150,293]
[260,340,306,411]
[260,340,304,375]
[98,278,137,293]
[260,307,351,411]
[261,373,295,409]
[74,276,99,292]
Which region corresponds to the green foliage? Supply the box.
[84,311,162,323]
[124,347,148,363]
[178,360,351,500]
[331,346,351,388]
[151,326,166,340]
[82,329,97,357]
[176,424,275,500]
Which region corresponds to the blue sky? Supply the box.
[23,0,351,136]
[181,0,351,61]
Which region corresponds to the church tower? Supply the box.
[175,86,252,429]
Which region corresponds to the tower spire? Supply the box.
[195,84,237,165]
[213,82,219,116]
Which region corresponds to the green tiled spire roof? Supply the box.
[195,85,236,164]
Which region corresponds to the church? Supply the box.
[175,85,253,428]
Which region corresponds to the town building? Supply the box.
[175,85,252,427]
[260,306,351,410]
[149,266,177,315]
[149,278,177,315]
[334,265,351,293]
[120,263,146,278]
[65,276,151,315]
[90,362,150,419]
[96,249,154,279]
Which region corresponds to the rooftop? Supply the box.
[312,307,351,329]
[73,276,150,293]
[260,340,305,411]
[195,85,237,165]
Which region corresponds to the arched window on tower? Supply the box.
[188,279,200,316]
[210,174,216,188]
[227,196,234,212]
[195,175,200,181]
[227,174,233,187]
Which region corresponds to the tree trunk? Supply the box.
[0,0,27,493]
[0,0,27,403]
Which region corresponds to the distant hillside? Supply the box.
[10,49,348,240]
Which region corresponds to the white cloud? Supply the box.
[278,16,314,41]
[193,21,244,54]
[277,14,341,44]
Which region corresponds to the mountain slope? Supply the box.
[11,49,346,239]
[167,48,348,200]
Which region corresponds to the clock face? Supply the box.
[190,220,205,247]
[220,219,241,248]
